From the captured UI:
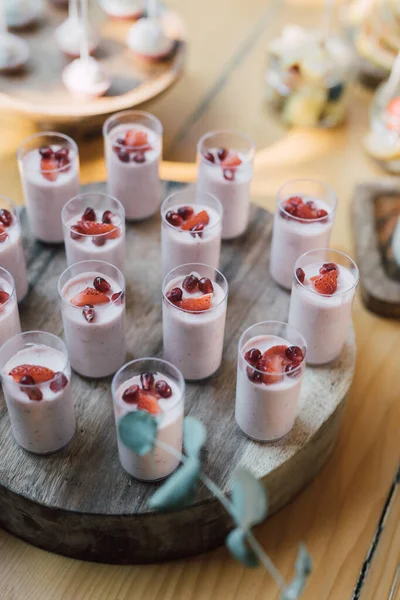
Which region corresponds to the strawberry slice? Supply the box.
[181,210,210,231]
[137,391,160,415]
[40,158,59,182]
[70,287,110,307]
[177,293,212,312]
[311,269,338,295]
[262,344,288,359]
[259,344,290,384]
[125,129,148,148]
[387,97,400,118]
[76,221,120,239]
[9,364,55,383]
[221,153,242,167]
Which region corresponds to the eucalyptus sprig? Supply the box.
[119,413,312,599]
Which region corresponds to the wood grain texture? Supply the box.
[0,180,354,563]
[0,3,186,124]
[352,180,400,318]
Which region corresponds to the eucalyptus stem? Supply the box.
[154,437,287,592]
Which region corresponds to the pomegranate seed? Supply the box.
[55,148,69,160]
[317,209,328,219]
[155,380,172,398]
[198,277,214,294]
[140,372,154,391]
[320,262,338,275]
[70,225,83,240]
[111,291,124,303]
[306,200,316,210]
[0,231,8,243]
[244,348,262,365]
[117,148,130,163]
[165,211,183,227]
[20,374,35,385]
[177,206,194,221]
[92,236,106,247]
[183,274,199,293]
[50,372,68,392]
[166,287,183,303]
[204,151,215,163]
[116,137,126,146]
[25,387,43,401]
[93,276,111,293]
[133,151,146,163]
[246,366,262,383]
[0,209,12,227]
[0,290,10,304]
[285,346,304,361]
[223,169,235,181]
[39,146,54,159]
[190,223,204,238]
[217,147,228,161]
[296,268,305,284]
[122,384,140,404]
[82,207,96,221]
[58,157,71,171]
[102,210,113,224]
[83,304,95,322]
[285,363,300,377]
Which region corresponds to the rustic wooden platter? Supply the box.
[0,180,356,564]
[352,179,400,318]
[0,3,186,126]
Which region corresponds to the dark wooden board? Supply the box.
[0,181,356,564]
[352,179,400,318]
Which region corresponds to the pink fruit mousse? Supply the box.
[288,257,358,364]
[197,133,254,240]
[63,203,125,272]
[161,202,222,276]
[0,271,21,349]
[1,342,75,454]
[18,137,80,243]
[270,187,337,290]
[0,202,28,302]
[163,268,228,380]
[114,370,184,480]
[235,333,306,441]
[104,114,162,220]
[59,268,126,378]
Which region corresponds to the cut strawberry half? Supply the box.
[259,344,290,384]
[0,290,10,305]
[311,269,338,295]
[177,293,212,312]
[125,129,148,148]
[76,221,120,239]
[181,210,210,231]
[221,153,242,167]
[70,287,110,307]
[137,391,160,415]
[9,364,55,384]
[40,158,59,182]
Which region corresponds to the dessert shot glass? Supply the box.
[112,357,185,481]
[0,196,28,302]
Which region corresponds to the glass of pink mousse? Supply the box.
[288,248,359,365]
[112,357,185,481]
[0,331,75,454]
[270,179,338,290]
[62,191,125,272]
[17,132,80,244]
[103,110,162,221]
[161,186,222,277]
[197,130,255,240]
[235,320,307,442]
[0,196,28,302]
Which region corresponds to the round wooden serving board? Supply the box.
[0,4,186,125]
[0,181,356,564]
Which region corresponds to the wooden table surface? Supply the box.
[0,0,399,598]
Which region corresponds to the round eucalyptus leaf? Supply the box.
[226,528,259,568]
[118,411,158,456]
[230,468,268,529]
[183,416,207,458]
[149,457,201,512]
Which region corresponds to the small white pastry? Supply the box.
[62,56,110,98]
[5,0,43,29]
[99,0,144,19]
[126,17,174,60]
[55,16,98,58]
[0,33,30,73]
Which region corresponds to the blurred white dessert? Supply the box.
[55,15,98,58]
[126,17,174,60]
[62,56,110,98]
[0,33,30,73]
[99,0,144,19]
[5,0,43,29]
